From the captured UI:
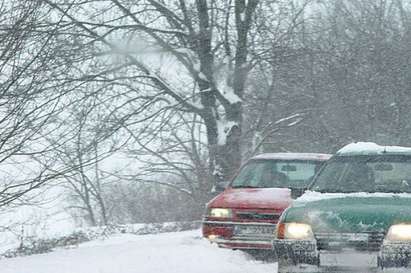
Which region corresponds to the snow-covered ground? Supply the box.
[0,229,276,273]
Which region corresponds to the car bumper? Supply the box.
[274,239,411,269]
[379,241,411,268]
[202,220,276,249]
[273,239,320,265]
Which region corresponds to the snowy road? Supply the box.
[0,230,276,273]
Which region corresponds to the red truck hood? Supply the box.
[208,187,292,210]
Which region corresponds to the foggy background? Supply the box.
[0,0,411,252]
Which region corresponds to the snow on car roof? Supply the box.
[251,153,332,161]
[337,142,411,156]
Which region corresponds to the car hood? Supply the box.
[284,191,411,233]
[208,187,292,210]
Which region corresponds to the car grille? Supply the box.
[315,232,385,251]
[235,211,280,221]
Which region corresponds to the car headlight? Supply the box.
[277,223,314,240]
[386,224,411,241]
[208,208,232,218]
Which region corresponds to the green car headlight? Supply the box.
[277,222,314,240]
[386,224,411,241]
[208,208,233,218]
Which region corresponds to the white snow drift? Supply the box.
[0,230,275,273]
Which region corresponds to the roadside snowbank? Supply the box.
[0,229,275,273]
[0,221,201,258]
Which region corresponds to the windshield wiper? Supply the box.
[316,189,379,194]
[315,188,347,193]
[231,185,260,188]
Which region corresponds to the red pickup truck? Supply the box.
[202,153,331,250]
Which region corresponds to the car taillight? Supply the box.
[276,223,286,239]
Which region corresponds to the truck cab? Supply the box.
[202,153,331,250]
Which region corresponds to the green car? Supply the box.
[274,142,411,272]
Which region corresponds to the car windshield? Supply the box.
[231,159,322,189]
[312,155,411,193]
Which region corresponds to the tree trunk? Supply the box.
[205,105,242,183]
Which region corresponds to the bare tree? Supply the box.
[0,0,80,206]
[35,90,131,226]
[40,0,264,188]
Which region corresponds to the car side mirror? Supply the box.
[290,187,306,199]
[212,181,230,193]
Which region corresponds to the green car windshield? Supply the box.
[231,160,322,189]
[312,155,411,193]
